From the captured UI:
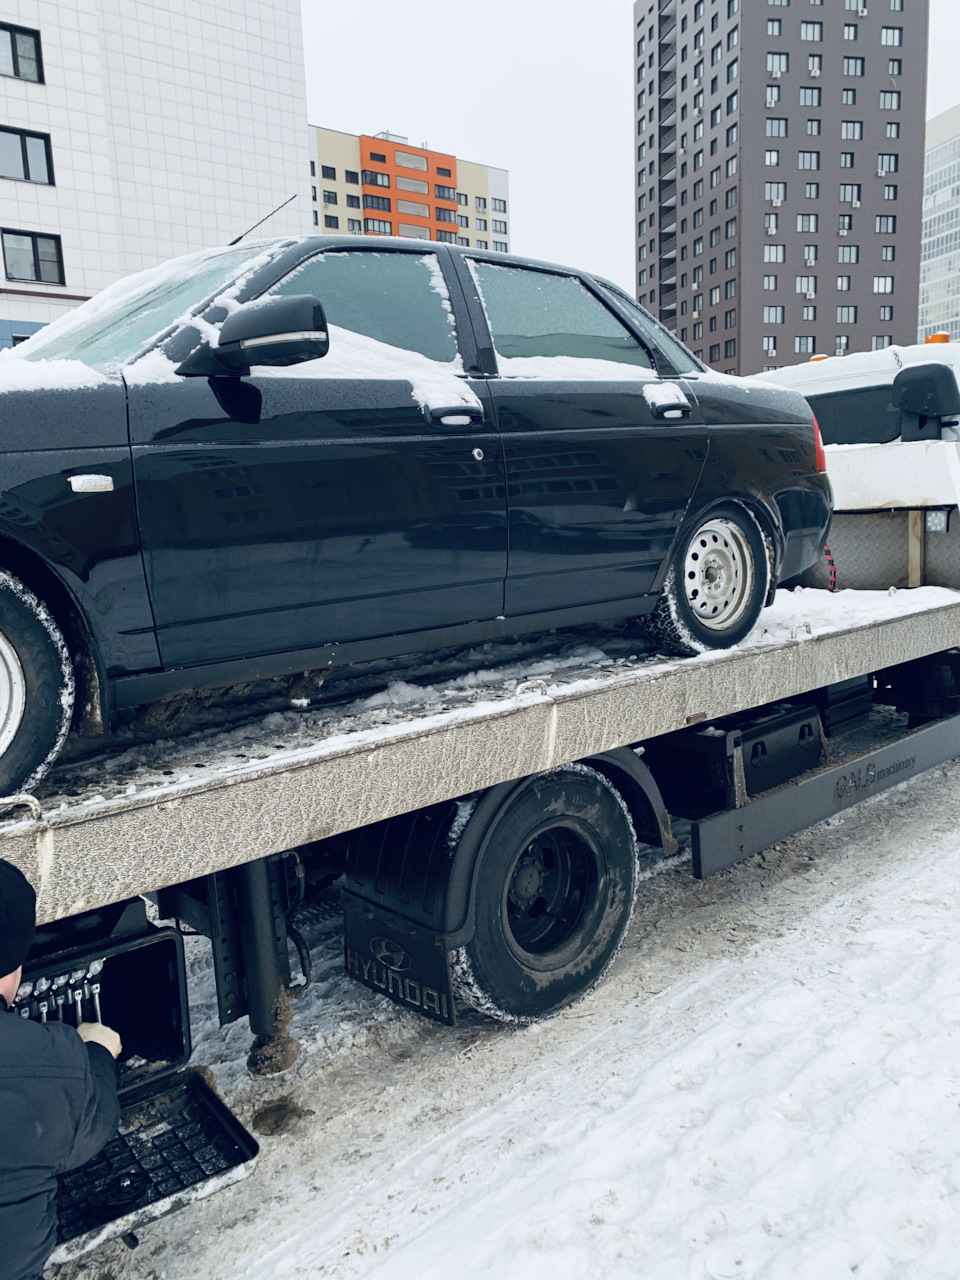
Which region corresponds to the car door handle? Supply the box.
[645,382,693,421]
[425,404,486,427]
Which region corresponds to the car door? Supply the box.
[127,246,506,669]
[452,255,707,616]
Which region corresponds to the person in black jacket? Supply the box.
[0,859,122,1280]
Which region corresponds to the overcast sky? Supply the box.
[300,0,960,292]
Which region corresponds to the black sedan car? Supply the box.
[0,237,831,793]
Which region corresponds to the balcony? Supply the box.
[659,232,677,258]
[659,68,676,96]
[658,15,676,42]
[659,158,677,183]
[659,125,677,154]
[658,179,677,208]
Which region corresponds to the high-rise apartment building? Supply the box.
[919,103,960,342]
[635,0,928,376]
[311,127,510,252]
[0,0,310,347]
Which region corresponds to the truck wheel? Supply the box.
[643,503,769,657]
[451,764,639,1023]
[0,571,74,796]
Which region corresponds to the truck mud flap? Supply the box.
[342,892,457,1026]
[693,711,960,878]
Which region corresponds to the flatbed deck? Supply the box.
[3,586,957,925]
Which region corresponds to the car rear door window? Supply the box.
[270,249,460,364]
[468,261,655,373]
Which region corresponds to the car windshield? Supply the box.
[16,242,284,371]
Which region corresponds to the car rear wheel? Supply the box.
[642,504,770,657]
[450,764,639,1023]
[0,571,74,796]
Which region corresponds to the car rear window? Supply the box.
[807,387,902,445]
[468,261,654,371]
[269,250,459,365]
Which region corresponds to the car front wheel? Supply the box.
[642,504,770,657]
[0,571,74,796]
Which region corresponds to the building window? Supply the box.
[345,170,359,184]
[840,184,861,203]
[808,55,822,74]
[724,339,736,359]
[323,190,337,204]
[837,307,858,324]
[457,237,470,247]
[363,218,392,234]
[363,194,391,212]
[795,336,816,354]
[841,153,855,168]
[492,241,508,252]
[798,214,818,232]
[876,215,897,233]
[884,185,898,200]
[457,214,469,228]
[882,246,895,262]
[362,170,390,188]
[725,279,737,299]
[709,344,721,362]
[807,120,821,136]
[888,59,902,75]
[835,336,850,355]
[725,249,737,269]
[796,275,817,295]
[727,59,739,83]
[842,89,857,105]
[837,275,851,291]
[766,151,781,167]
[476,218,487,231]
[762,336,778,356]
[725,218,737,237]
[437,166,452,177]
[838,245,860,264]
[767,19,781,34]
[369,152,387,163]
[727,92,738,114]
[476,196,487,210]
[711,41,722,64]
[843,58,865,76]
[805,183,820,199]
[435,207,456,223]
[886,122,900,139]
[803,305,817,321]
[710,167,721,188]
[767,118,788,137]
[311,186,317,201]
[436,229,457,243]
[347,194,360,208]
[878,154,899,174]
[0,23,42,82]
[457,193,469,206]
[843,23,858,39]
[798,152,820,170]
[724,310,736,329]
[693,180,704,199]
[872,335,893,350]
[435,184,457,201]
[726,157,737,178]
[0,128,52,185]
[767,85,781,105]
[764,244,785,263]
[839,214,853,231]
[694,237,704,256]
[348,218,361,234]
[841,121,863,140]
[873,276,894,293]
[312,210,318,226]
[764,306,785,323]
[879,306,894,321]
[767,53,789,74]
[880,91,901,110]
[763,275,778,290]
[324,215,339,229]
[801,22,823,40]
[1,229,63,283]
[725,189,737,210]
[310,161,315,176]
[800,87,821,107]
[492,198,507,213]
[321,165,336,180]
[492,219,507,234]
[881,26,902,45]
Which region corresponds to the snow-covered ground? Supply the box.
[57,743,960,1280]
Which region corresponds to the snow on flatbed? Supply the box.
[7,586,960,925]
[57,738,960,1280]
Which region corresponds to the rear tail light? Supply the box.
[813,414,826,473]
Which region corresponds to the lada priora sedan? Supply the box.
[0,237,831,792]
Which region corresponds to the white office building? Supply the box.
[0,0,311,347]
[919,104,960,343]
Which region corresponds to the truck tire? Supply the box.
[0,571,74,796]
[642,503,769,657]
[451,763,639,1023]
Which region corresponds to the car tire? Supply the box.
[0,571,74,796]
[641,503,770,657]
[450,764,639,1023]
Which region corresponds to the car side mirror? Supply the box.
[175,294,329,378]
[892,363,960,418]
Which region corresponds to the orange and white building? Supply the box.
[309,127,510,251]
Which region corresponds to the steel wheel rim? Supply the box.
[0,629,26,759]
[502,825,599,958]
[683,516,755,631]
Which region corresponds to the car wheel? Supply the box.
[450,764,639,1023]
[642,503,770,657]
[0,571,74,796]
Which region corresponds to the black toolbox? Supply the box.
[644,701,825,819]
[12,899,258,1263]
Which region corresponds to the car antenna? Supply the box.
[227,194,297,246]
